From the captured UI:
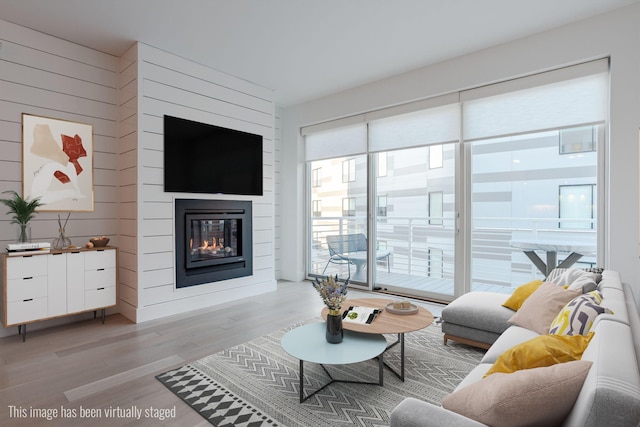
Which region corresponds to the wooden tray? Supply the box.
[385,303,419,315]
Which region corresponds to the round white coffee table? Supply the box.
[281,322,387,402]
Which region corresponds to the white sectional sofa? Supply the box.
[390,270,640,427]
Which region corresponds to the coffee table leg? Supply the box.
[378,351,384,386]
[400,332,405,381]
[299,359,304,403]
[382,333,406,381]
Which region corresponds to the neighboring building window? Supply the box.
[429,191,443,225]
[342,197,356,216]
[428,247,443,278]
[342,158,356,182]
[377,195,388,217]
[559,126,596,154]
[312,200,322,217]
[559,184,595,229]
[312,167,322,187]
[377,152,387,177]
[429,144,444,169]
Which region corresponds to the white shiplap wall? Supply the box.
[118,43,276,323]
[0,20,120,336]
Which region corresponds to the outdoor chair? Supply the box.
[322,233,391,280]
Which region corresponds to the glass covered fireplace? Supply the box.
[187,215,239,269]
[175,199,252,288]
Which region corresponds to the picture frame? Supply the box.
[22,113,94,212]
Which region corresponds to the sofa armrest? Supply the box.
[390,398,487,427]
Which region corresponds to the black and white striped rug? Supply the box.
[156,321,483,427]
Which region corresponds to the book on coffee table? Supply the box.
[342,306,382,325]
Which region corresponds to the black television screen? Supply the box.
[164,115,263,196]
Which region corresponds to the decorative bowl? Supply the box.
[90,237,110,247]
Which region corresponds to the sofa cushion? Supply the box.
[564,319,640,427]
[508,282,581,334]
[597,269,623,291]
[502,279,543,311]
[549,293,613,335]
[481,325,539,364]
[442,360,592,427]
[453,363,494,392]
[597,287,629,326]
[483,333,593,376]
[442,291,512,336]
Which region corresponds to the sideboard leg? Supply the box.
[21,324,27,342]
[101,309,106,324]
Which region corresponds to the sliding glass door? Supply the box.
[469,127,600,293]
[373,144,457,299]
[308,154,368,283]
[304,59,608,301]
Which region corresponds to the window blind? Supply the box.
[462,59,608,141]
[304,123,367,161]
[368,103,460,152]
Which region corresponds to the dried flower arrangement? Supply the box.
[312,275,349,314]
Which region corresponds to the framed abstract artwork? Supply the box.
[22,114,94,212]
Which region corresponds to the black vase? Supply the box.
[326,311,343,344]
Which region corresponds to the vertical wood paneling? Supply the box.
[123,43,276,322]
[117,44,140,322]
[274,108,283,279]
[0,20,120,337]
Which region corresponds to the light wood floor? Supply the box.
[0,281,444,427]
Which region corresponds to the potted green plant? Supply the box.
[0,190,44,243]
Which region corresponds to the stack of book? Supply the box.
[6,242,51,255]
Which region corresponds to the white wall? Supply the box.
[118,43,276,323]
[281,4,640,307]
[0,20,120,336]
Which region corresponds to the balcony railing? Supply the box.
[310,215,596,292]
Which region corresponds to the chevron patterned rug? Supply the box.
[156,320,484,427]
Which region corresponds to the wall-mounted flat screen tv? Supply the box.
[164,115,263,196]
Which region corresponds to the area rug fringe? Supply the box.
[157,320,484,427]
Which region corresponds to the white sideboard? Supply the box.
[1,246,117,341]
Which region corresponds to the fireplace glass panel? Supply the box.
[188,217,240,267]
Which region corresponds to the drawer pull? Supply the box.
[97,287,105,291]
[97,268,105,271]
[23,277,33,280]
[23,298,33,302]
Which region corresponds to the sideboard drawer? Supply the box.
[85,267,115,289]
[6,255,47,279]
[7,297,48,325]
[84,249,116,270]
[85,286,116,310]
[7,276,48,302]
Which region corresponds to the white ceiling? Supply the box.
[1,0,638,106]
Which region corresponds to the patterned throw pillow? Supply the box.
[549,293,613,335]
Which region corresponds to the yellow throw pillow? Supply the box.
[484,332,594,377]
[502,279,544,311]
